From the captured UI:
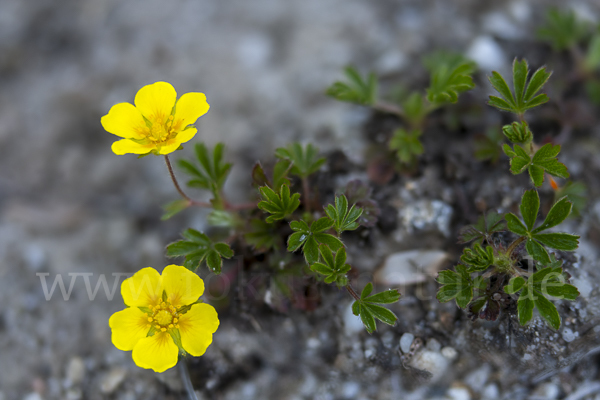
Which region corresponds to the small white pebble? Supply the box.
[399,333,415,354]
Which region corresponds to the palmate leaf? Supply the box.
[257,185,301,223]
[436,265,482,309]
[351,283,401,333]
[325,66,378,106]
[178,143,232,198]
[287,217,343,265]
[389,128,424,164]
[458,210,507,244]
[488,59,552,116]
[275,143,326,179]
[166,229,233,274]
[502,121,533,144]
[244,218,282,252]
[502,143,569,187]
[424,52,476,105]
[505,190,579,263]
[310,244,351,286]
[324,194,363,235]
[460,243,494,272]
[537,8,591,51]
[504,266,579,329]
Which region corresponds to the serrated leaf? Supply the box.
[461,243,494,272]
[325,66,378,106]
[358,304,376,333]
[179,143,232,200]
[275,143,326,179]
[425,52,475,105]
[311,217,334,233]
[526,239,551,264]
[537,8,590,51]
[532,196,573,233]
[257,185,301,223]
[161,199,190,221]
[214,243,234,258]
[364,303,397,326]
[521,189,540,231]
[288,218,342,265]
[505,213,529,236]
[362,289,401,304]
[517,285,534,325]
[458,210,507,244]
[504,276,526,294]
[533,233,579,251]
[436,266,473,308]
[325,194,364,235]
[244,219,281,251]
[533,291,560,329]
[389,128,424,164]
[206,250,222,274]
[166,230,230,274]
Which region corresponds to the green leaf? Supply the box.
[505,213,528,236]
[275,143,326,179]
[360,282,374,299]
[488,59,552,115]
[424,51,476,105]
[244,219,282,251]
[504,276,526,294]
[207,210,239,228]
[460,243,494,272]
[585,33,600,71]
[344,180,380,227]
[310,244,352,287]
[531,143,569,181]
[358,303,377,333]
[517,285,534,325]
[436,265,473,308]
[325,66,378,106]
[178,143,232,200]
[520,189,540,231]
[362,288,401,304]
[533,233,579,251]
[389,128,424,164]
[458,210,507,244]
[503,143,569,187]
[526,239,550,264]
[502,121,533,144]
[257,185,301,223]
[251,162,270,188]
[287,217,342,265]
[161,199,190,221]
[534,291,561,330]
[324,194,363,235]
[401,92,426,126]
[537,8,591,51]
[363,303,397,326]
[166,229,231,274]
[532,196,573,233]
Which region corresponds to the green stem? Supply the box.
[178,359,199,400]
[345,284,360,301]
[507,236,527,258]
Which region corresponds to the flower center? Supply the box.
[145,115,177,144]
[146,301,180,332]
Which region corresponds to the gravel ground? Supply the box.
[1,0,600,399]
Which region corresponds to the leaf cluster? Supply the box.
[436,265,484,309]
[458,210,506,244]
[275,143,326,179]
[310,244,351,286]
[505,266,579,329]
[503,143,569,187]
[287,217,342,265]
[351,283,401,333]
[324,194,363,235]
[424,52,476,105]
[502,121,533,145]
[389,128,424,164]
[537,8,591,51]
[488,59,551,116]
[166,229,233,274]
[505,190,579,263]
[178,143,232,205]
[325,66,377,106]
[257,185,300,223]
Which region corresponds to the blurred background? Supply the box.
[1,0,600,399]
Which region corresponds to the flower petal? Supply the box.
[101,103,148,139]
[134,81,177,124]
[161,264,204,308]
[109,307,150,351]
[132,331,179,373]
[157,139,181,155]
[177,303,219,357]
[121,267,163,307]
[175,127,197,145]
[111,139,156,155]
[173,92,210,130]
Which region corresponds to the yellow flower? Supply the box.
[109,265,219,372]
[101,82,210,155]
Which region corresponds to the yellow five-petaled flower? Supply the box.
[109,265,219,372]
[101,81,210,155]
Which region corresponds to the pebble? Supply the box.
[65,357,86,387]
[410,350,449,382]
[466,36,506,71]
[399,200,453,237]
[531,382,560,400]
[343,302,365,335]
[99,368,126,394]
[447,385,471,400]
[561,328,577,343]
[441,347,458,360]
[374,250,448,286]
[482,383,499,400]
[572,277,593,298]
[399,333,415,354]
[464,364,490,393]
